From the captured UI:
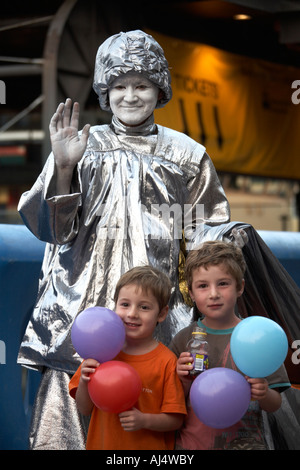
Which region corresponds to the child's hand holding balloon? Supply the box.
[246,377,269,401]
[119,407,145,432]
[80,358,100,383]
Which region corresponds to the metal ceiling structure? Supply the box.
[1,0,300,179]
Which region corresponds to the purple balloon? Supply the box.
[190,368,251,429]
[71,306,125,362]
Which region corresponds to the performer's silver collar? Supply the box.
[111,114,157,136]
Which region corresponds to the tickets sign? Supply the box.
[152,30,300,180]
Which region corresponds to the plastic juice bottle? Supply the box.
[187,325,209,378]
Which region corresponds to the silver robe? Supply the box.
[17,116,230,375]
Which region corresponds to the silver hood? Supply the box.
[93,30,172,111]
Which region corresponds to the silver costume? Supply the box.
[17,31,230,449]
[18,117,229,373]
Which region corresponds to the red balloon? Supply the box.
[88,361,142,413]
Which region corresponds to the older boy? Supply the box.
[169,241,290,450]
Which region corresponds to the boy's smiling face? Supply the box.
[189,263,244,329]
[115,284,168,344]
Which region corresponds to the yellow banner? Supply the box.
[151,30,300,180]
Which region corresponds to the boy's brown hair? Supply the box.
[113,265,172,311]
[185,240,246,292]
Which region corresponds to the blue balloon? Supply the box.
[230,316,288,377]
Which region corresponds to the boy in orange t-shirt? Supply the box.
[69,266,186,450]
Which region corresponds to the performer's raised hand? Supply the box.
[49,98,90,170]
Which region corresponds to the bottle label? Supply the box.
[189,353,209,375]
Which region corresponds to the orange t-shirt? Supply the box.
[69,342,187,450]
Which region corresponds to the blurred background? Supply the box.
[1,0,300,231]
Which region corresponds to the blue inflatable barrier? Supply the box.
[0,224,45,450]
[0,224,300,449]
[258,230,300,287]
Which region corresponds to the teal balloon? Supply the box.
[230,316,288,377]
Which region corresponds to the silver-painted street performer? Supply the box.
[17,30,230,449]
